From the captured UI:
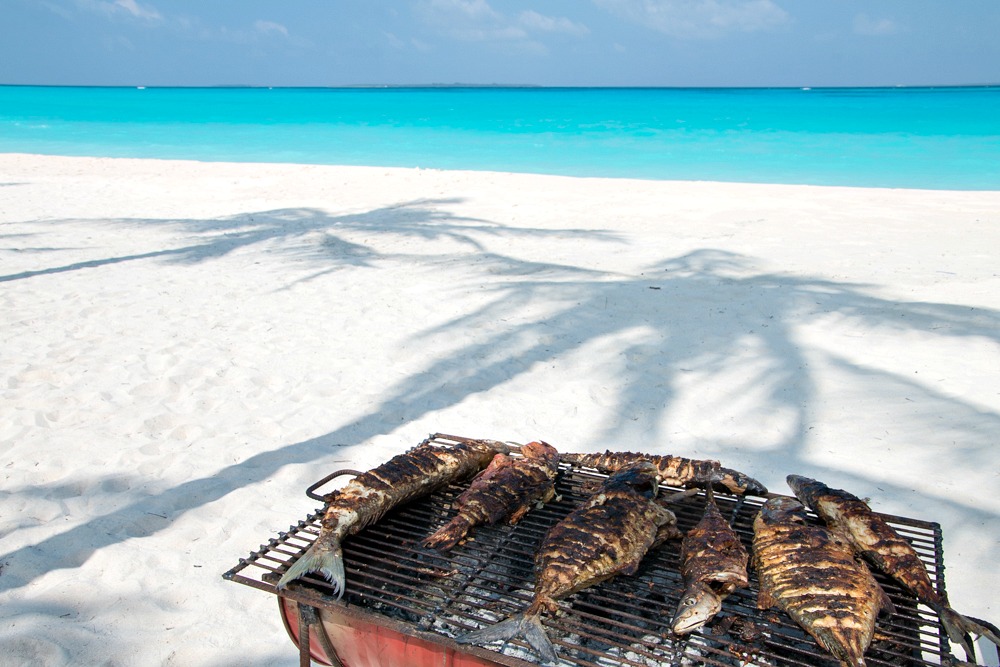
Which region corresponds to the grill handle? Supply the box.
[305,470,363,502]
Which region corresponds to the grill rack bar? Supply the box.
[225,433,992,667]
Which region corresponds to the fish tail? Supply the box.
[934,603,1000,661]
[458,612,557,664]
[808,626,867,667]
[421,515,474,551]
[276,539,346,599]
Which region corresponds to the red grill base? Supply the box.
[279,596,504,667]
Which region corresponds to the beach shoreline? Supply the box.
[1,153,998,666]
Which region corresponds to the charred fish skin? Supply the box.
[559,450,767,496]
[421,440,560,551]
[716,465,769,496]
[458,461,678,663]
[787,474,1000,660]
[671,489,749,635]
[560,450,718,488]
[536,461,679,601]
[276,439,506,596]
[753,497,892,667]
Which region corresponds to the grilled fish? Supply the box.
[753,497,893,667]
[276,439,507,596]
[458,461,681,663]
[787,474,1000,661]
[671,487,749,635]
[559,450,767,496]
[421,440,561,551]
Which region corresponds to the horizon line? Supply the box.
[3,83,1000,91]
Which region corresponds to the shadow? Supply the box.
[0,199,622,283]
[0,245,205,283]
[411,249,999,489]
[2,209,999,621]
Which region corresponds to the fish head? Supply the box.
[465,439,512,464]
[785,474,813,488]
[520,440,560,464]
[759,496,807,524]
[606,461,660,498]
[716,467,769,496]
[785,474,824,505]
[671,581,722,635]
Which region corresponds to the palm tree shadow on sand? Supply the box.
[0,198,622,283]
[2,214,998,613]
[414,247,998,488]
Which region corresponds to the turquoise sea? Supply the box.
[1,85,999,190]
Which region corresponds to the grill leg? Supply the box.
[296,602,312,667]
[298,603,345,667]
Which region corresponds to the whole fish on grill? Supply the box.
[458,461,682,664]
[787,474,1000,661]
[671,487,749,635]
[276,439,508,596]
[422,440,560,551]
[559,450,767,496]
[753,496,893,667]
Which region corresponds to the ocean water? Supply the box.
[1,85,999,190]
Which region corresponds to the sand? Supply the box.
[1,153,998,666]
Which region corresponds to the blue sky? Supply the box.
[3,0,999,87]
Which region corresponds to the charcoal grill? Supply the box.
[224,433,996,667]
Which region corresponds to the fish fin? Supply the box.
[872,629,894,643]
[421,516,473,552]
[508,504,531,525]
[934,604,1000,662]
[756,587,775,610]
[808,626,868,667]
[619,555,645,576]
[659,488,700,505]
[276,540,346,599]
[654,521,683,545]
[522,613,559,664]
[477,453,513,482]
[876,584,895,617]
[458,612,557,664]
[965,614,1000,647]
[859,548,891,573]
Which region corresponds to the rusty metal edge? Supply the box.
[268,581,535,667]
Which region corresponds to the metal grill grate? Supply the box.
[225,433,987,667]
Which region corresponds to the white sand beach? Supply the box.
[1,153,999,666]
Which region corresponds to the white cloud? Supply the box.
[519,10,590,37]
[254,20,289,38]
[115,0,159,20]
[449,25,529,43]
[411,38,433,53]
[40,1,76,20]
[384,31,407,50]
[853,13,899,37]
[421,0,502,22]
[594,0,789,39]
[75,0,161,22]
[417,0,588,48]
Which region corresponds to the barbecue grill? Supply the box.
[224,433,996,667]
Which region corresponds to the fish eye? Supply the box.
[684,597,696,606]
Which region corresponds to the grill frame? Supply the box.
[224,432,987,667]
